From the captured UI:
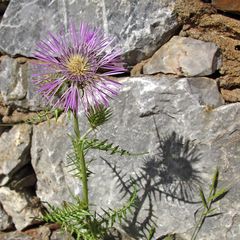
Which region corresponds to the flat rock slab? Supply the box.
[31,75,240,239]
[0,0,178,65]
[143,36,222,77]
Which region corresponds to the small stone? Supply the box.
[0,203,13,231]
[24,225,51,239]
[50,230,74,240]
[0,231,32,240]
[143,36,222,77]
[0,56,44,111]
[212,0,240,14]
[0,187,42,230]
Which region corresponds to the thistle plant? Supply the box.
[32,22,137,239]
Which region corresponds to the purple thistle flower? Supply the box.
[32,23,126,113]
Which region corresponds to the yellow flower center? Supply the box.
[66,55,88,76]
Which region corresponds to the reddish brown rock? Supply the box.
[212,0,240,14]
[221,89,240,102]
[175,0,240,102]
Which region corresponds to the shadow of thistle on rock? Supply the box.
[102,117,203,238]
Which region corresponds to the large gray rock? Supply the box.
[31,115,80,206]
[0,56,44,111]
[0,124,32,186]
[0,187,42,230]
[0,0,178,65]
[32,75,240,239]
[143,36,222,76]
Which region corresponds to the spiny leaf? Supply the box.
[84,138,141,156]
[102,185,138,228]
[86,105,112,129]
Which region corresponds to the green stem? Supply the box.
[73,111,81,138]
[72,111,89,209]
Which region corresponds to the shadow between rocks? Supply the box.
[102,117,203,238]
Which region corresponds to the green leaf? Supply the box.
[211,168,219,195]
[210,188,229,203]
[199,187,208,210]
[147,226,156,240]
[86,105,112,129]
[163,235,175,240]
[84,138,146,156]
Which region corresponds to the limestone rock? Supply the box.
[212,0,240,14]
[50,230,74,240]
[31,115,79,206]
[0,0,178,65]
[0,187,41,230]
[0,124,32,186]
[0,56,44,111]
[0,203,12,231]
[143,36,222,76]
[0,231,32,240]
[30,75,240,239]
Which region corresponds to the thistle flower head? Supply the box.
[32,23,126,113]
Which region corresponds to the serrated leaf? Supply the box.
[86,105,112,129]
[84,138,135,156]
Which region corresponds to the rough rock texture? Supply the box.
[31,75,240,239]
[0,203,12,231]
[31,115,80,206]
[175,0,240,102]
[0,227,76,240]
[0,56,44,111]
[220,89,240,102]
[0,0,178,65]
[143,36,222,76]
[0,124,32,186]
[0,187,42,230]
[0,231,32,240]
[212,0,240,14]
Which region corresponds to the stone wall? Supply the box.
[0,0,240,239]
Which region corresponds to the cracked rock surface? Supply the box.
[30,75,240,239]
[0,0,178,65]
